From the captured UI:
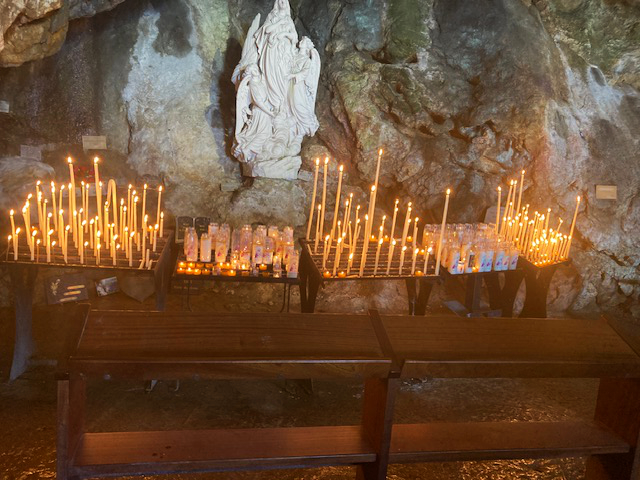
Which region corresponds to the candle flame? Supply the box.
[339,165,344,172]
[498,186,501,191]
[60,184,65,190]
[84,241,89,247]
[68,157,73,164]
[446,188,451,195]
[93,157,99,164]
[315,158,320,166]
[48,212,52,218]
[577,195,581,202]
[159,185,163,192]
[371,185,376,192]
[324,157,329,165]
[392,239,396,245]
[16,228,21,234]
[36,180,41,186]
[144,184,148,189]
[10,209,13,215]
[379,148,383,155]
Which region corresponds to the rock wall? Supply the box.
[0,0,638,318]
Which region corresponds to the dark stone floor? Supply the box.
[0,281,600,479]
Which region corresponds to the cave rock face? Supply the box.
[0,0,639,318]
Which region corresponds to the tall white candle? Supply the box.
[516,169,525,215]
[373,238,383,275]
[64,226,70,263]
[412,217,419,250]
[13,228,20,260]
[9,209,15,239]
[159,212,164,238]
[501,180,514,236]
[386,239,396,275]
[423,246,432,273]
[314,204,322,253]
[331,165,344,239]
[359,214,370,276]
[307,158,320,239]
[399,246,407,275]
[332,237,342,276]
[153,224,159,252]
[435,189,451,276]
[51,183,58,232]
[565,196,581,258]
[319,157,329,243]
[495,186,501,233]
[400,203,412,249]
[411,247,419,274]
[67,157,76,219]
[389,199,399,240]
[93,157,102,231]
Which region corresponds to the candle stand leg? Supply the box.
[405,278,417,315]
[415,278,435,316]
[280,283,288,313]
[519,263,559,318]
[9,264,38,381]
[464,275,483,314]
[485,271,525,318]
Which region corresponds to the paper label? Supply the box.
[82,135,107,150]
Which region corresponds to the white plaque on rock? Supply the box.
[232,0,320,180]
[82,135,107,150]
[20,145,42,161]
[0,101,9,113]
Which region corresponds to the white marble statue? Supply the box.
[233,0,321,180]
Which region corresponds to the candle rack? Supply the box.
[172,253,299,313]
[298,238,440,315]
[1,231,175,382]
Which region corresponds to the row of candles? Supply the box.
[305,155,580,277]
[493,170,580,266]
[305,151,452,277]
[6,156,165,268]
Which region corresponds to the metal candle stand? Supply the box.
[172,254,299,313]
[298,239,440,315]
[0,231,175,381]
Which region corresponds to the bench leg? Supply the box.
[57,375,86,480]
[586,378,640,479]
[357,377,399,480]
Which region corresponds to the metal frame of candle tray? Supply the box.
[298,239,441,316]
[0,231,175,381]
[299,239,570,319]
[172,254,299,313]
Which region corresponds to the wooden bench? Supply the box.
[379,313,640,480]
[57,307,640,479]
[56,306,395,480]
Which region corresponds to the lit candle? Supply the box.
[119,199,124,238]
[153,224,159,252]
[58,185,64,233]
[386,239,396,275]
[307,158,320,239]
[322,234,330,270]
[80,181,86,223]
[67,157,76,214]
[331,165,344,240]
[72,210,78,247]
[133,195,139,250]
[9,209,15,239]
[36,238,40,262]
[314,203,322,252]
[7,235,11,261]
[68,183,73,233]
[501,180,514,236]
[373,237,383,275]
[319,157,329,242]
[379,215,387,240]
[84,183,90,232]
[435,189,451,276]
[156,185,163,227]
[495,186,501,233]
[96,243,101,266]
[412,217,419,250]
[341,198,350,242]
[400,203,412,249]
[332,237,342,276]
[374,148,383,188]
[96,230,101,259]
[13,228,20,260]
[58,209,64,244]
[78,220,84,263]
[114,243,120,266]
[46,229,52,263]
[399,246,407,275]
[159,212,164,237]
[423,246,432,273]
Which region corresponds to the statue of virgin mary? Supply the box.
[232,0,321,180]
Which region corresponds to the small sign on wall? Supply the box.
[20,145,42,161]
[82,135,107,150]
[0,101,9,113]
[596,185,617,201]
